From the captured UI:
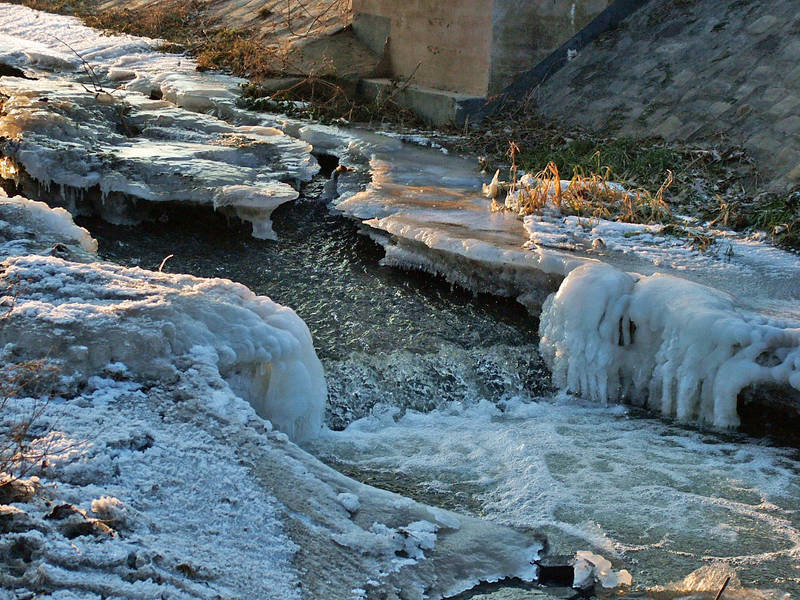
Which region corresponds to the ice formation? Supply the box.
[0,189,97,257]
[540,263,800,427]
[0,253,327,441]
[572,551,632,589]
[0,149,548,600]
[0,3,243,116]
[315,123,800,427]
[0,76,315,237]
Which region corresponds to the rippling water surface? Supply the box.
[82,192,800,598]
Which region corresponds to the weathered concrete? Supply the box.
[531,0,800,193]
[352,0,612,97]
[359,78,485,125]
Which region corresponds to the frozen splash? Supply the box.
[0,253,327,441]
[539,263,800,428]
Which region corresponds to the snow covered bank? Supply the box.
[0,188,549,598]
[0,3,243,117]
[0,252,326,441]
[2,375,546,599]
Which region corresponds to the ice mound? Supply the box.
[0,77,315,236]
[0,189,97,257]
[540,263,800,427]
[0,254,326,441]
[0,3,243,117]
[572,551,632,589]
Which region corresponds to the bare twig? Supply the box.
[714,575,731,600]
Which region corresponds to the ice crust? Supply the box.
[0,253,326,441]
[0,189,98,256]
[0,77,315,237]
[0,3,243,116]
[0,3,318,238]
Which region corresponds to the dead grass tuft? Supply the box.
[497,142,674,227]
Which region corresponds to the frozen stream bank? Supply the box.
[0,3,799,599]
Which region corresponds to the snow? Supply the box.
[0,3,243,116]
[0,3,319,239]
[1,380,303,600]
[0,190,97,257]
[336,492,361,513]
[0,253,326,441]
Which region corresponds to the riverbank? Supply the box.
[0,4,799,599]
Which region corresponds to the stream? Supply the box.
[1,3,799,597]
[81,192,800,599]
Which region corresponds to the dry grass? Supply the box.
[0,360,59,490]
[492,142,674,227]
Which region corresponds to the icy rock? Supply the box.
[0,255,326,442]
[0,192,97,258]
[540,263,800,428]
[336,492,360,514]
[45,504,114,539]
[0,505,37,534]
[572,551,632,589]
[90,497,132,530]
[0,477,40,505]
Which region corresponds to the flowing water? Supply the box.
[81,189,800,599]
[1,4,798,594]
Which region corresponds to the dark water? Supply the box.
[78,191,553,428]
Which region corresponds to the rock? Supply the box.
[0,505,37,533]
[45,503,114,538]
[536,555,575,587]
[0,478,40,504]
[0,62,35,80]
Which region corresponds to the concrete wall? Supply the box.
[489,0,612,94]
[353,0,494,97]
[352,0,612,97]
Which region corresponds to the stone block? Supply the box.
[708,101,733,118]
[787,163,800,182]
[747,15,778,35]
[768,95,800,117]
[358,78,484,125]
[760,86,788,105]
[652,115,683,141]
[780,115,800,136]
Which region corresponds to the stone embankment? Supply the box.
[531,0,800,193]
